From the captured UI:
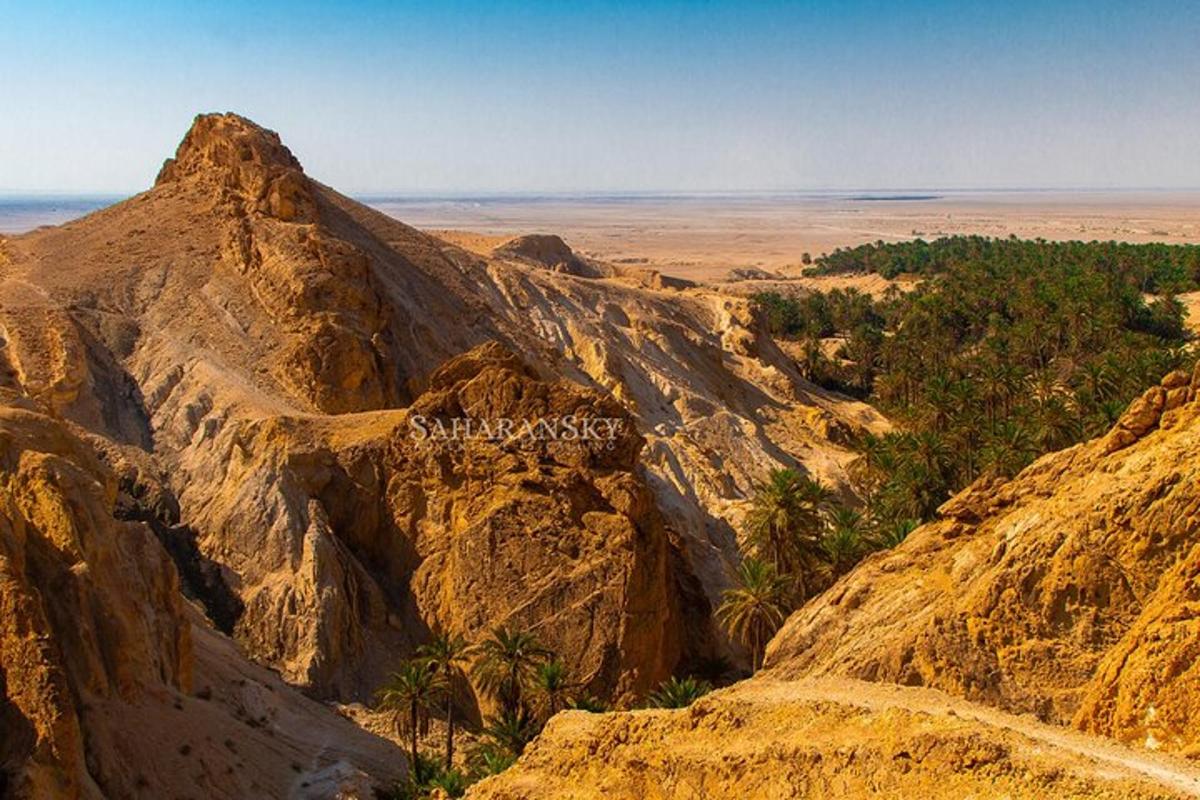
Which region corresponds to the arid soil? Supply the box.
[374,191,1200,282]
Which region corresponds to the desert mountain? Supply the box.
[0,113,884,795]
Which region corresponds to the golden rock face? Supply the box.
[0,406,191,799]
[763,364,1200,755]
[0,407,405,799]
[178,341,684,702]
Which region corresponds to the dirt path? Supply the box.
[749,676,1200,797]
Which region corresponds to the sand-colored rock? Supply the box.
[177,342,683,702]
[492,234,605,278]
[1074,540,1200,757]
[763,364,1200,756]
[0,403,404,799]
[0,403,188,798]
[467,677,1200,799]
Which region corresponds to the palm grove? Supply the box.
[720,236,1198,671]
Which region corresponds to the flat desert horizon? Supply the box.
[6,189,1200,282]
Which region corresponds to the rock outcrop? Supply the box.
[178,342,683,702]
[1074,517,1200,756]
[492,234,605,278]
[0,403,404,799]
[466,677,1200,799]
[763,365,1200,756]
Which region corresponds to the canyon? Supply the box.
[4,113,1200,799]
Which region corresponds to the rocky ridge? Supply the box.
[0,402,403,799]
[467,677,1200,799]
[764,364,1200,758]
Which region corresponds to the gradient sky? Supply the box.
[2,0,1198,193]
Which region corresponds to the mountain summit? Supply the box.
[156,112,315,222]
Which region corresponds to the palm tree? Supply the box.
[797,336,827,382]
[567,694,610,713]
[1031,395,1080,452]
[428,769,469,798]
[871,517,918,550]
[977,359,1012,429]
[848,433,896,506]
[983,419,1037,477]
[716,557,792,672]
[377,659,446,773]
[648,676,712,709]
[480,707,540,757]
[745,469,829,597]
[470,626,550,715]
[820,506,867,577]
[1078,359,1118,404]
[533,659,572,720]
[911,430,951,483]
[418,631,471,771]
[469,744,517,778]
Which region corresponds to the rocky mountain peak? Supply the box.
[155,112,315,221]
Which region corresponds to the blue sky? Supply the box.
[2,0,1198,193]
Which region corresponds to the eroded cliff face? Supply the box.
[0,401,189,798]
[764,365,1200,756]
[1073,525,1200,757]
[0,402,404,799]
[465,677,1198,800]
[175,342,683,702]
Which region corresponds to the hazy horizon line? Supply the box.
[5,186,1200,201]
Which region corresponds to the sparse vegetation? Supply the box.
[417,630,471,771]
[532,658,573,718]
[377,627,592,798]
[377,660,446,774]
[715,557,791,671]
[647,676,712,708]
[469,626,551,717]
[744,468,830,599]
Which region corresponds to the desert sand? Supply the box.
[367,191,1200,282]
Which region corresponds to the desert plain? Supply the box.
[369,190,1200,282]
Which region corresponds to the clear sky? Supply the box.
[2,0,1198,194]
